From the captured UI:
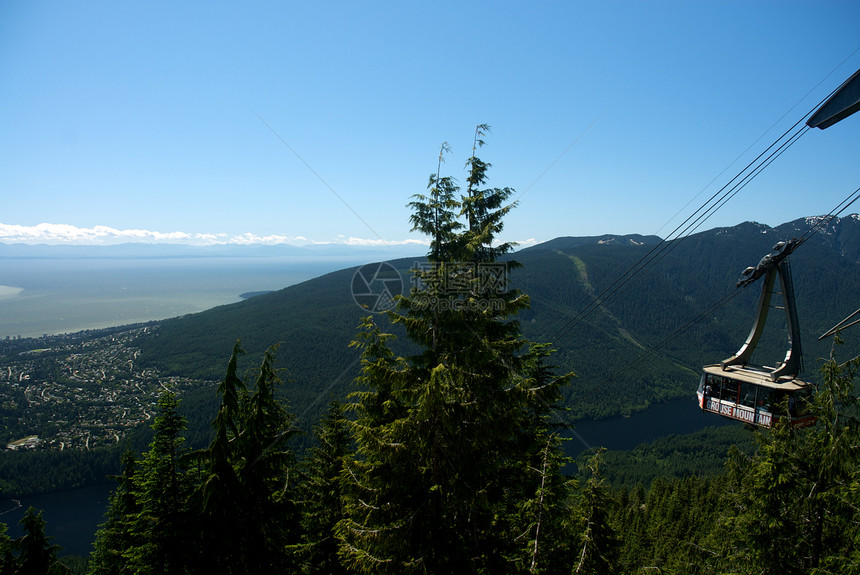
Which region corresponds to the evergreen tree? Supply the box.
[234,346,300,573]
[192,342,248,575]
[339,128,573,574]
[512,344,578,574]
[13,507,67,575]
[125,391,191,575]
[0,521,14,575]
[408,142,461,262]
[721,339,860,573]
[294,401,351,575]
[573,451,618,575]
[459,124,517,262]
[191,344,300,574]
[88,449,139,575]
[612,485,649,573]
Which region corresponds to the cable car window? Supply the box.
[740,381,756,408]
[757,389,771,411]
[720,377,738,402]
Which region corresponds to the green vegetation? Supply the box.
[125,217,860,426]
[337,130,577,572]
[1,507,69,574]
[587,425,755,488]
[3,132,860,573]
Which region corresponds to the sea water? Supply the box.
[0,255,365,339]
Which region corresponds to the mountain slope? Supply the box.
[135,216,860,422]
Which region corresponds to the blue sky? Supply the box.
[1,1,858,247]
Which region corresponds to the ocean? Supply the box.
[0,254,374,339]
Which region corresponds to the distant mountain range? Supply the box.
[132,215,860,423]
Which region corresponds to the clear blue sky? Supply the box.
[1,1,858,247]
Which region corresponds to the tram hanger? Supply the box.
[697,239,816,428]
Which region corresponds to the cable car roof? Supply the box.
[702,364,813,391]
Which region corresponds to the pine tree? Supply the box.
[0,521,15,575]
[339,128,573,574]
[573,451,619,575]
[192,343,300,574]
[408,142,461,263]
[508,344,578,574]
[612,485,649,572]
[14,506,66,575]
[722,338,860,573]
[192,341,248,575]
[294,401,351,575]
[88,449,139,575]
[459,124,517,262]
[235,346,300,573]
[125,391,191,575]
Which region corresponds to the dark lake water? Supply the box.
[0,483,113,557]
[567,396,736,456]
[0,396,736,557]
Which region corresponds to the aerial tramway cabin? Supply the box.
[698,364,815,428]
[696,239,816,428]
[696,67,860,428]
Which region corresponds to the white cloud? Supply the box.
[343,236,429,247]
[511,238,539,248]
[0,223,431,247]
[0,223,529,249]
[0,223,307,246]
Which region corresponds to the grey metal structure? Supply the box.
[721,239,803,381]
[697,239,815,428]
[807,67,860,130]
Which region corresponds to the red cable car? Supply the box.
[697,239,816,428]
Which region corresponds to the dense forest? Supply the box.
[2,129,859,573]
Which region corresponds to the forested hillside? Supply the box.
[135,216,860,423]
[3,131,860,574]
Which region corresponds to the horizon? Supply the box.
[1,213,857,251]
[1,2,858,249]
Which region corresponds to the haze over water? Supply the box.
[0,253,377,339]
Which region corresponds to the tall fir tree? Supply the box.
[124,391,191,575]
[573,451,619,575]
[14,507,66,575]
[191,342,248,575]
[88,449,140,575]
[192,343,300,574]
[339,127,574,574]
[408,142,461,263]
[294,401,351,575]
[235,346,300,573]
[0,522,13,575]
[507,344,578,574]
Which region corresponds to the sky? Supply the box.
[1,1,858,248]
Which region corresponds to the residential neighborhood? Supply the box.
[0,325,209,451]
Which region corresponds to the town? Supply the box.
[0,325,209,451]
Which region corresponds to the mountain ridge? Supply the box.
[131,215,860,424]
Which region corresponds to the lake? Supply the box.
[1,483,113,557]
[567,396,736,456]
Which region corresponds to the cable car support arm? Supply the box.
[721,239,803,380]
